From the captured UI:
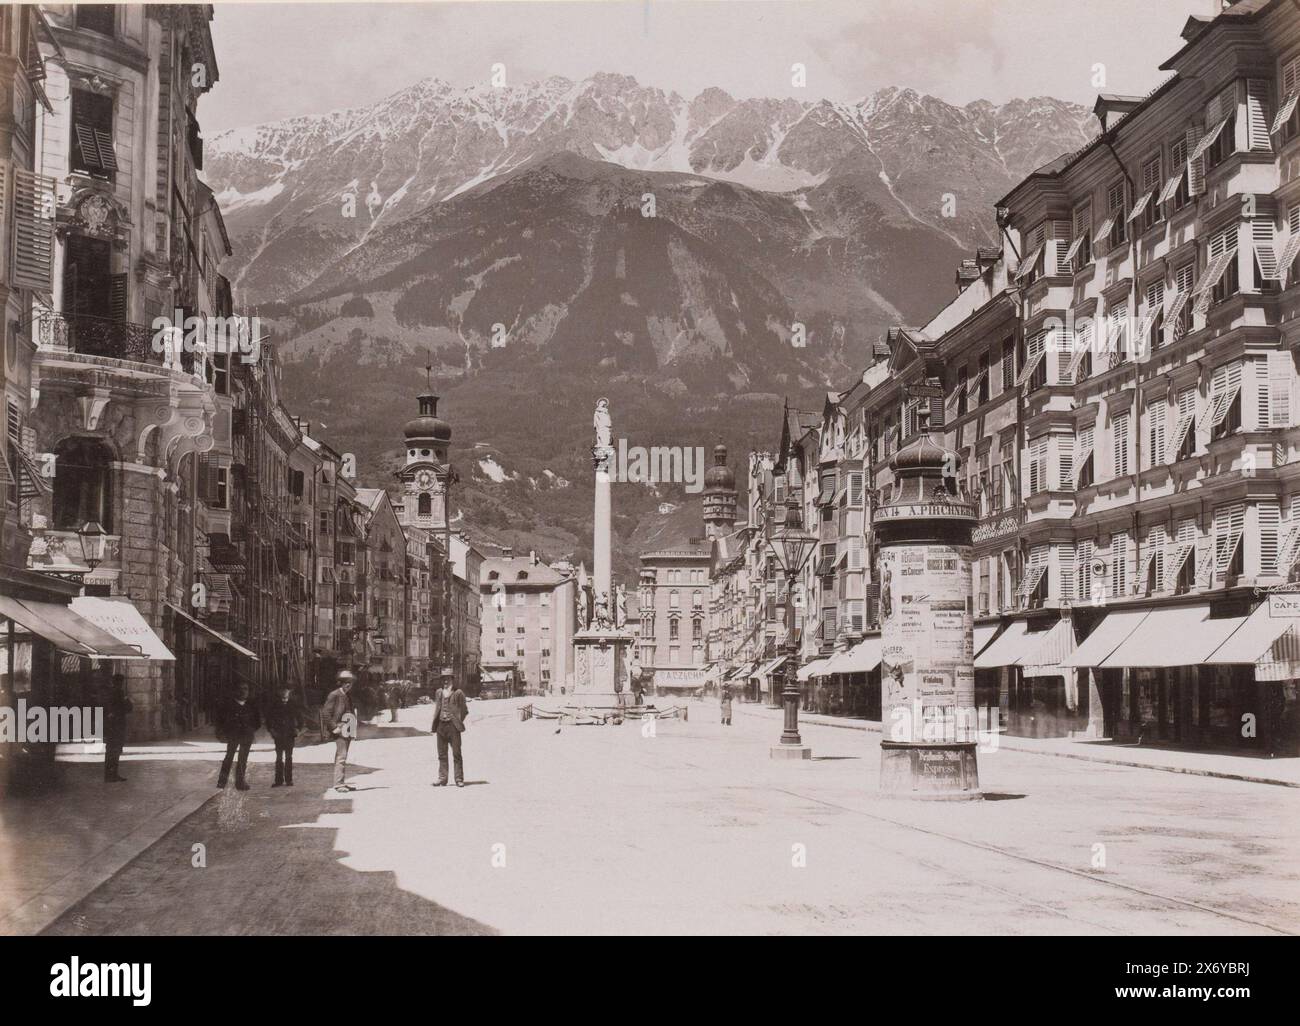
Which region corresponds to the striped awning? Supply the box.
[796,657,832,681]
[1020,619,1077,678]
[1100,604,1246,668]
[1205,602,1300,680]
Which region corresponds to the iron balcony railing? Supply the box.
[38,310,187,369]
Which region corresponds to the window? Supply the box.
[1112,411,1130,479]
[1277,54,1300,142]
[977,352,990,405]
[75,5,116,36]
[956,365,968,417]
[1027,436,1047,495]
[1077,539,1094,603]
[692,590,702,608]
[1214,502,1245,578]
[52,437,114,531]
[1068,202,1092,269]
[1261,351,1293,429]
[669,589,679,608]
[1143,279,1164,356]
[1195,223,1238,314]
[1206,360,1243,441]
[70,89,118,180]
[1075,425,1095,489]
[1136,153,1162,233]
[1260,501,1282,576]
[1167,263,1195,341]
[417,492,432,517]
[1107,181,1128,248]
[1162,136,1192,213]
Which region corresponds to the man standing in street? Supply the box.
[430,676,469,787]
[103,674,132,782]
[323,670,357,793]
[217,681,261,791]
[265,685,302,787]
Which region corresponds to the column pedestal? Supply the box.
[570,627,634,710]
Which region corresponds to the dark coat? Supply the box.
[218,698,261,742]
[431,687,469,733]
[322,686,356,735]
[103,691,132,745]
[264,697,303,740]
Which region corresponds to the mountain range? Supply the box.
[204,74,1096,577]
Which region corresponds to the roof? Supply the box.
[479,556,566,588]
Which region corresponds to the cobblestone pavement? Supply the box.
[37,699,1300,935]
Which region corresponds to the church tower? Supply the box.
[702,444,737,539]
[396,391,452,530]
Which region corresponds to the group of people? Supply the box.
[101,669,472,792]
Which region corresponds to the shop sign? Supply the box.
[1268,593,1300,617]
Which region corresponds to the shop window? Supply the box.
[51,436,114,531]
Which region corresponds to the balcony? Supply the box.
[38,310,179,368]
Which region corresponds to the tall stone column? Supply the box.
[594,451,612,604]
[874,428,981,799]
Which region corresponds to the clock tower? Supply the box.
[396,391,452,531]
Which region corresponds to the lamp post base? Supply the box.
[770,743,812,761]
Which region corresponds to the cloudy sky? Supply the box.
[203,0,1209,134]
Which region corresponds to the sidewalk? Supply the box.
[0,710,418,936]
[729,700,1300,788]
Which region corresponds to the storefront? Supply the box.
[1062,599,1300,754]
[974,616,1081,738]
[167,603,260,729]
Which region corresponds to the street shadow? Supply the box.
[40,760,497,936]
[980,792,1027,801]
[811,756,860,762]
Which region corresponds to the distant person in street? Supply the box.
[217,681,261,791]
[430,677,469,787]
[720,685,733,726]
[389,684,399,723]
[323,670,357,792]
[103,674,132,782]
[265,685,302,787]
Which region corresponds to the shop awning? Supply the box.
[1020,619,1077,678]
[725,662,755,681]
[0,594,143,659]
[1204,602,1300,666]
[753,655,787,678]
[824,636,883,674]
[167,603,259,660]
[796,657,832,681]
[1061,609,1149,667]
[701,663,725,682]
[1100,604,1246,668]
[71,596,174,661]
[973,620,1032,668]
[481,671,511,683]
[972,622,999,660]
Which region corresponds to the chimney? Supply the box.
[530,549,538,566]
[501,546,513,559]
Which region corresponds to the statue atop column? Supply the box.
[593,397,612,450]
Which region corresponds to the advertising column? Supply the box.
[873,432,980,799]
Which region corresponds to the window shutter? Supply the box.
[1261,501,1281,575]
[1269,350,1293,428]
[1050,219,1073,274]
[95,128,119,172]
[1147,399,1167,466]
[1058,544,1074,601]
[1246,79,1272,151]
[1113,411,1130,478]
[109,273,127,322]
[1058,434,1073,491]
[1112,532,1130,596]
[10,168,55,291]
[1254,218,1280,281]
[1186,124,1205,196]
[1077,539,1093,601]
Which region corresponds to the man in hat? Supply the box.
[103,675,132,782]
[216,681,261,790]
[430,675,469,787]
[265,684,303,787]
[322,670,357,792]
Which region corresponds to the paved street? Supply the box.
[31,698,1300,936]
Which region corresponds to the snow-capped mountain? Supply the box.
[206,75,1094,303]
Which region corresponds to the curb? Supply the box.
[734,704,1300,789]
[0,786,220,936]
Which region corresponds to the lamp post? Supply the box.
[766,494,818,760]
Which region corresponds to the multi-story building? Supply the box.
[637,541,711,696]
[479,548,573,695]
[356,487,406,682]
[449,530,483,691]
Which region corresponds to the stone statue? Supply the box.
[615,583,627,628]
[593,397,612,451]
[594,589,612,630]
[577,563,591,628]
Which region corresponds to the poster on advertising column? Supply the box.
[879,541,975,744]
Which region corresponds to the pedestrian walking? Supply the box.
[323,670,357,792]
[430,677,469,787]
[265,685,302,787]
[216,681,261,790]
[388,684,399,723]
[720,685,733,726]
[103,674,132,782]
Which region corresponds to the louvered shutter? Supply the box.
[109,273,128,322]
[1077,539,1093,601]
[1147,398,1167,466]
[1268,350,1293,428]
[1247,79,1272,151]
[1186,124,1205,196]
[1050,219,1073,275]
[95,129,118,172]
[1169,385,1197,464]
[1058,543,1075,601]
[1111,532,1130,597]
[1253,218,1279,282]
[10,168,55,291]
[1260,501,1282,575]
[1058,434,1073,491]
[1112,411,1130,478]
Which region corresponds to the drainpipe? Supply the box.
[1104,139,1143,594]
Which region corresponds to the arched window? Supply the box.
[418,492,432,517]
[52,437,114,531]
[669,589,679,608]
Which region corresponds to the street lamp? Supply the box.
[77,521,107,571]
[765,492,818,759]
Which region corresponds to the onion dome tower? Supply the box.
[396,389,452,530]
[702,444,737,539]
